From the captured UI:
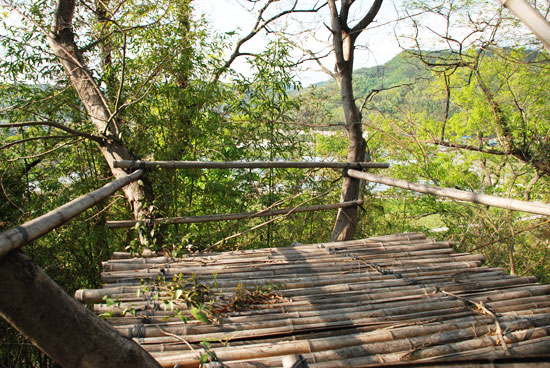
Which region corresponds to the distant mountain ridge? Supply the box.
[312,50,433,95]
[307,51,433,123]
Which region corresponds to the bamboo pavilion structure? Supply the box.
[76,232,550,367]
[3,163,550,366]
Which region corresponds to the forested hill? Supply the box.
[315,51,428,91]
[301,46,550,285]
[307,48,539,124]
[309,51,433,122]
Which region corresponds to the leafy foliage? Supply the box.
[2,0,550,365]
[307,45,550,282]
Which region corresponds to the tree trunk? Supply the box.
[331,66,367,241]
[0,250,161,368]
[47,0,154,240]
[328,0,383,241]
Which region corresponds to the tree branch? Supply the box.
[1,121,106,143]
[6,139,84,162]
[1,135,76,150]
[213,0,327,82]
[431,139,507,155]
[350,0,384,41]
[291,43,334,77]
[359,80,421,112]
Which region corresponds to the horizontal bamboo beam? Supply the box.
[106,200,363,229]
[113,160,389,170]
[347,169,550,216]
[0,170,143,258]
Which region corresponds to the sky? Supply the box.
[0,0,405,86]
[194,0,405,85]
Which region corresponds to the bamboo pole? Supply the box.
[101,246,454,272]
[77,264,509,305]
[78,267,521,306]
[106,200,363,228]
[105,234,432,263]
[99,254,485,283]
[101,241,451,267]
[101,285,550,327]
[346,169,550,216]
[93,275,542,323]
[152,317,499,365]
[500,0,550,52]
[0,170,143,258]
[113,160,389,170]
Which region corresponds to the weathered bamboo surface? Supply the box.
[0,170,143,258]
[347,169,550,216]
[106,200,363,229]
[76,232,550,367]
[114,160,389,170]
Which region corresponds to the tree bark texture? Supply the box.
[47,0,154,230]
[0,250,161,368]
[329,0,383,242]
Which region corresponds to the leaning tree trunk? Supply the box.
[47,0,154,241]
[328,0,382,241]
[0,250,161,368]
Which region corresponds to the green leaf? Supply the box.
[199,354,209,364]
[190,306,209,323]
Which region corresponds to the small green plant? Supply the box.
[199,340,219,366]
[98,295,136,319]
[140,273,217,323]
[126,220,160,255]
[139,274,286,324]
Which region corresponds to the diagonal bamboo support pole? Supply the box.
[346,169,550,216]
[500,0,550,52]
[0,170,143,258]
[0,250,161,368]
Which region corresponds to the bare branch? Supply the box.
[6,138,84,162]
[431,140,507,155]
[212,0,327,82]
[358,80,422,112]
[1,121,106,143]
[1,135,76,151]
[292,43,334,77]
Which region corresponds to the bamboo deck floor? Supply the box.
[75,233,550,367]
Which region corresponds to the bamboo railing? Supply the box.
[106,200,363,228]
[113,160,389,170]
[0,170,143,258]
[346,169,550,216]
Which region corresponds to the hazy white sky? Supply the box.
[194,0,405,85]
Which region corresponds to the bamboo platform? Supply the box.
[75,233,550,367]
